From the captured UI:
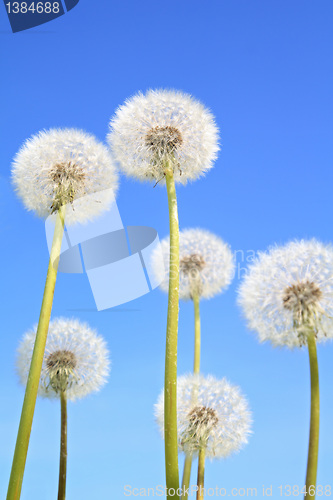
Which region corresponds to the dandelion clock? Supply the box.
[108,89,219,496]
[238,239,333,497]
[8,129,118,500]
[155,374,252,500]
[17,318,110,500]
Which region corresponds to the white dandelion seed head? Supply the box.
[238,239,333,348]
[16,318,110,401]
[108,89,219,184]
[155,374,252,459]
[153,229,235,300]
[12,128,119,225]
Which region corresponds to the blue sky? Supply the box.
[1,1,333,498]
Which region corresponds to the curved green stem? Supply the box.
[164,170,180,500]
[181,294,201,499]
[58,391,68,500]
[7,207,65,500]
[196,448,205,500]
[305,332,320,499]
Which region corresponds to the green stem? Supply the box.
[181,455,193,500]
[305,332,320,500]
[164,169,180,500]
[7,207,65,500]
[196,448,205,500]
[193,294,201,375]
[181,294,201,499]
[58,391,68,500]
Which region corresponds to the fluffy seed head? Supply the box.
[188,406,219,428]
[46,350,77,393]
[108,89,219,184]
[145,126,183,158]
[180,254,206,277]
[12,128,119,225]
[238,239,333,348]
[155,374,252,459]
[153,228,235,300]
[17,318,110,400]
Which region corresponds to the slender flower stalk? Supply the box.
[196,448,205,500]
[305,332,320,500]
[181,456,193,500]
[109,89,219,500]
[9,129,117,500]
[58,391,68,500]
[238,240,333,499]
[181,293,200,500]
[193,293,201,375]
[7,206,65,500]
[164,167,180,497]
[16,318,110,500]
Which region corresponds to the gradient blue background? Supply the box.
[1,1,333,498]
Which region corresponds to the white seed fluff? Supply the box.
[16,318,110,401]
[108,89,219,184]
[12,128,119,225]
[238,239,333,348]
[153,229,235,300]
[155,374,252,459]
